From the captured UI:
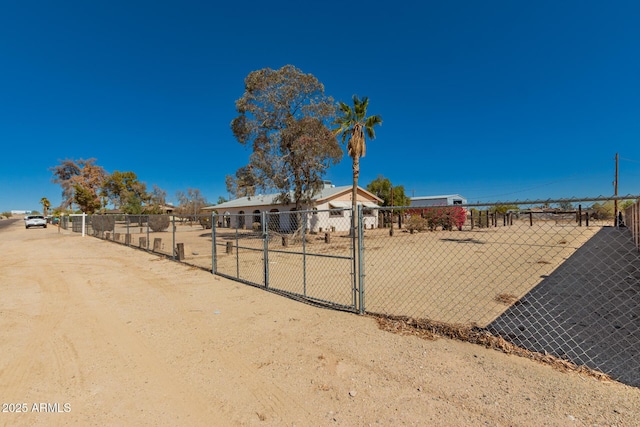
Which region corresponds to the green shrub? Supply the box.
[199,216,212,229]
[407,216,428,233]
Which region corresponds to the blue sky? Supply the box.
[1,1,639,213]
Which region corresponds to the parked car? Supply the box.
[25,215,47,229]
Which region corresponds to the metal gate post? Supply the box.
[172,215,176,260]
[357,205,365,314]
[235,219,240,278]
[351,207,357,310]
[263,211,269,288]
[302,211,307,297]
[211,213,217,274]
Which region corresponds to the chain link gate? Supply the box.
[213,209,359,311]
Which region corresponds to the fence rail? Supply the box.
[61,196,640,387]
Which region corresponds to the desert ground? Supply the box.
[1,218,639,426]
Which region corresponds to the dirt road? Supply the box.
[1,219,638,426]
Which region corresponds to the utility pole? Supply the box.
[614,153,619,227]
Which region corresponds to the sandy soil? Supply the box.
[1,218,639,426]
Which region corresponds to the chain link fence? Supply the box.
[625,200,640,251]
[365,199,639,387]
[60,197,640,387]
[61,213,215,269]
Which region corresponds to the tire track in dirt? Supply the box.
[63,257,235,424]
[0,264,73,398]
[90,260,319,425]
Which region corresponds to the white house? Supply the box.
[204,184,383,232]
[410,194,467,208]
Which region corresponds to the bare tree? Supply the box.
[176,188,208,224]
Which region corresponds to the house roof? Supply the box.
[410,194,466,201]
[204,185,382,210]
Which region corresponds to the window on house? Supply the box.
[330,209,343,217]
[453,200,462,205]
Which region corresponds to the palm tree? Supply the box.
[334,95,382,216]
[40,197,51,217]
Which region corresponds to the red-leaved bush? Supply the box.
[407,206,466,231]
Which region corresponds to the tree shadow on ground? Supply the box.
[439,238,485,244]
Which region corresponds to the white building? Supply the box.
[204,184,383,232]
[410,194,467,208]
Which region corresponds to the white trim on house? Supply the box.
[206,185,383,232]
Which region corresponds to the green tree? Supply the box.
[558,201,574,211]
[40,197,51,216]
[101,171,149,210]
[334,95,382,215]
[591,201,614,219]
[492,204,519,214]
[50,158,106,211]
[230,65,341,211]
[73,184,102,213]
[621,199,636,210]
[366,175,410,207]
[225,165,258,199]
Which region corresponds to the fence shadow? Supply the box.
[488,227,640,387]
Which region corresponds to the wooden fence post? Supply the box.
[175,243,185,260]
[578,205,582,227]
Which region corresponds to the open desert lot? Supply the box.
[1,218,639,426]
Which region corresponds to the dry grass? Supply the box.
[372,314,613,382]
[494,293,519,305]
